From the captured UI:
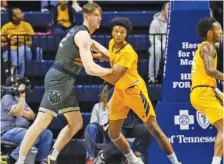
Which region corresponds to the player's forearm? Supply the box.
[92,40,109,57]
[100,73,121,85]
[92,53,109,61]
[207,68,224,80]
[100,76,116,85]
[88,63,112,76]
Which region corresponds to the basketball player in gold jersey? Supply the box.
[75,17,182,164]
[190,17,223,164]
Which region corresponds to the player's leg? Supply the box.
[48,91,83,162]
[145,116,181,164]
[16,110,54,164]
[107,89,141,164]
[108,119,143,164]
[127,80,181,164]
[212,119,223,164]
[48,109,83,162]
[108,89,131,153]
[108,119,129,153]
[191,87,223,164]
[206,90,223,164]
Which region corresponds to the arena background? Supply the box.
[1,0,223,164]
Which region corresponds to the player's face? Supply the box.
[88,9,102,29]
[211,22,222,42]
[112,26,127,44]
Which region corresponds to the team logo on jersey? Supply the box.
[48,90,63,105]
[196,111,210,129]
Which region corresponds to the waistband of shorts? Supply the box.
[52,63,76,79]
[191,85,214,91]
[128,79,140,89]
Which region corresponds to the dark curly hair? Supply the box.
[196,17,217,38]
[110,17,133,34]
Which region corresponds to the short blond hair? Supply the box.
[82,2,102,15]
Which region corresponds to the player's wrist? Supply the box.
[108,68,113,74]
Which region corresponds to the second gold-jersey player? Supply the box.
[190,17,223,164]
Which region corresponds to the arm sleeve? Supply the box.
[117,51,136,68]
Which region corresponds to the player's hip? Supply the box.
[190,85,216,99]
[190,85,223,110]
[114,77,147,96]
[44,68,75,90]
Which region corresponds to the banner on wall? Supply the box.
[162,1,210,102]
[148,102,217,164]
[147,1,220,164]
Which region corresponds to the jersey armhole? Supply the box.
[199,43,213,60]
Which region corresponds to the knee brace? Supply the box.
[110,133,122,142]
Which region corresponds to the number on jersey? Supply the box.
[59,33,71,48]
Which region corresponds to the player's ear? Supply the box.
[124,32,127,39]
[83,13,89,21]
[111,29,115,38]
[207,30,213,37]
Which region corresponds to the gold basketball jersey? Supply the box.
[191,41,217,89]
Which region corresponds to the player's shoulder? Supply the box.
[75,30,91,42]
[199,41,214,53]
[199,41,216,58]
[199,41,212,49]
[123,43,137,56]
[76,30,89,36]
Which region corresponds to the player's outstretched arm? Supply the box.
[74,31,112,76]
[201,44,224,80]
[74,60,127,84]
[91,39,109,60]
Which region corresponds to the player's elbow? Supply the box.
[85,63,96,76]
[85,67,94,76]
